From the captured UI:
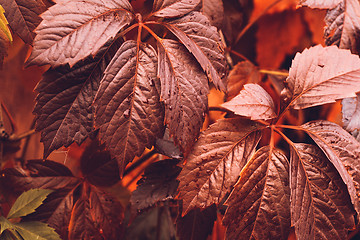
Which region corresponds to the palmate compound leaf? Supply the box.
[13,222,61,240]
[27,0,134,67]
[158,39,208,153]
[200,0,224,29]
[223,146,290,240]
[34,41,120,158]
[300,0,360,53]
[222,83,277,120]
[290,143,355,240]
[178,118,262,215]
[282,45,360,109]
[163,11,228,91]
[95,40,164,176]
[0,5,12,42]
[152,0,200,18]
[300,120,360,217]
[0,0,45,44]
[342,94,360,141]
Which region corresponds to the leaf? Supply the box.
[226,61,261,101]
[0,216,13,234]
[68,184,124,240]
[155,128,183,159]
[300,0,360,53]
[13,221,61,240]
[178,118,262,214]
[157,39,208,153]
[7,189,53,219]
[34,42,120,158]
[27,0,134,67]
[130,159,181,211]
[301,120,360,216]
[290,143,355,240]
[222,83,277,120]
[342,94,360,141]
[222,146,291,240]
[283,45,360,109]
[0,0,45,44]
[0,5,12,42]
[95,40,164,176]
[0,35,7,68]
[176,205,217,240]
[200,0,224,28]
[163,11,228,91]
[152,0,200,18]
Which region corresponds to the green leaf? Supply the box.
[0,5,12,42]
[0,216,14,234]
[7,189,53,219]
[14,221,61,240]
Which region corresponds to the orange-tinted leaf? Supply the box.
[222,83,277,120]
[163,11,228,91]
[95,41,164,176]
[0,35,7,67]
[342,94,360,141]
[223,146,290,240]
[252,0,297,17]
[27,0,134,67]
[158,39,208,153]
[283,45,360,109]
[33,42,119,158]
[301,120,360,216]
[152,0,200,18]
[178,118,261,214]
[290,143,355,240]
[200,0,224,28]
[0,0,46,44]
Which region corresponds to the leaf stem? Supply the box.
[225,47,253,64]
[123,149,157,177]
[259,69,289,77]
[273,126,295,147]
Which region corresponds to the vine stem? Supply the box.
[259,69,289,77]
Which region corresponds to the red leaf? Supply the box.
[342,94,360,141]
[178,118,261,214]
[200,0,224,28]
[158,39,208,153]
[152,0,200,18]
[222,83,277,120]
[27,0,134,67]
[163,11,228,91]
[0,0,46,44]
[290,143,355,240]
[95,41,164,176]
[223,146,290,240]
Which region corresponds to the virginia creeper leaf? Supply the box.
[163,11,228,90]
[283,45,360,109]
[300,0,360,53]
[130,159,181,211]
[34,42,119,158]
[223,146,290,240]
[13,222,60,240]
[152,0,200,18]
[200,0,224,28]
[95,40,164,176]
[301,120,360,216]
[0,0,45,44]
[0,35,7,68]
[176,205,217,240]
[0,5,12,42]
[290,143,355,240]
[342,94,360,141]
[27,0,134,67]
[155,128,183,159]
[0,217,13,235]
[222,83,277,120]
[7,189,53,219]
[158,39,208,153]
[178,118,261,214]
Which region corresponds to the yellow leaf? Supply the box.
[0,5,12,42]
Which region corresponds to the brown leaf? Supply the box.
[158,39,208,153]
[176,205,217,240]
[95,41,164,176]
[342,94,360,141]
[27,0,134,67]
[252,0,297,16]
[226,61,261,101]
[300,0,360,53]
[290,143,355,240]
[223,146,290,240]
[178,118,261,214]
[152,0,200,18]
[301,120,360,216]
[163,11,228,91]
[222,83,277,120]
[33,41,119,158]
[0,0,46,44]
[283,45,360,109]
[0,35,7,67]
[200,0,224,28]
